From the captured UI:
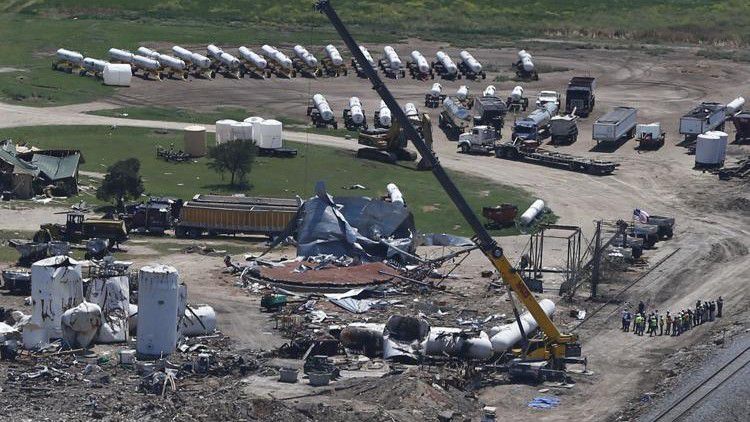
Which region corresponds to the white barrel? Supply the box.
[359,45,375,66]
[436,51,457,74]
[313,94,334,121]
[30,256,84,339]
[83,58,108,73]
[274,50,293,69]
[459,50,482,73]
[56,48,84,64]
[704,130,729,162]
[520,199,545,225]
[293,45,318,67]
[172,45,193,61]
[136,265,181,357]
[726,97,745,115]
[325,44,343,66]
[132,55,160,70]
[238,47,267,69]
[349,97,364,124]
[522,56,535,72]
[108,48,133,63]
[383,46,401,70]
[489,299,555,352]
[511,85,524,101]
[190,53,211,69]
[387,183,404,204]
[136,46,160,59]
[157,54,185,70]
[258,119,283,149]
[103,63,132,86]
[518,49,532,60]
[410,50,430,73]
[483,85,497,97]
[180,305,217,336]
[429,83,442,97]
[230,121,253,141]
[261,44,278,58]
[215,119,237,144]
[425,328,493,360]
[219,52,240,68]
[457,85,469,100]
[378,100,392,126]
[207,44,223,59]
[404,102,418,117]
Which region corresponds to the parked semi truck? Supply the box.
[549,114,579,145]
[565,77,596,117]
[512,102,558,143]
[593,106,637,145]
[175,194,301,238]
[678,102,726,143]
[472,95,507,132]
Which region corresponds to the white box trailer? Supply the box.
[593,106,637,144]
[678,102,726,142]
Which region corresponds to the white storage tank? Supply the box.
[520,199,545,225]
[87,274,129,343]
[230,121,253,141]
[183,125,207,157]
[244,116,265,142]
[180,305,217,336]
[30,256,84,339]
[214,119,237,145]
[705,130,728,162]
[258,119,283,149]
[695,133,723,167]
[489,299,555,352]
[136,264,182,357]
[103,63,132,86]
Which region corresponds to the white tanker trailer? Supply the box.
[407,50,433,80]
[238,46,270,79]
[108,48,134,65]
[291,45,322,77]
[351,45,375,78]
[205,44,241,79]
[458,50,486,80]
[261,44,296,78]
[321,44,347,77]
[377,46,405,79]
[136,46,160,60]
[53,48,85,73]
[506,85,529,112]
[433,51,460,80]
[172,46,214,79]
[307,94,338,129]
[80,57,108,78]
[131,54,162,80]
[374,100,392,129]
[424,82,446,108]
[343,96,367,131]
[513,49,539,80]
[157,54,188,79]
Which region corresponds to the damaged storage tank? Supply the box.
[136,264,184,357]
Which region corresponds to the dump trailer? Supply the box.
[635,123,665,150]
[732,112,750,143]
[473,96,507,133]
[439,97,472,141]
[512,102,558,143]
[495,139,618,176]
[175,195,301,238]
[593,107,637,145]
[549,114,579,145]
[679,102,726,143]
[36,213,128,245]
[565,77,596,117]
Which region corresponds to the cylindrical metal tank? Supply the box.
[378,100,392,126]
[219,52,240,68]
[183,125,207,157]
[410,50,430,73]
[136,46,160,59]
[459,50,482,73]
[359,45,375,66]
[522,56,535,72]
[30,256,84,339]
[425,328,493,360]
[244,116,265,142]
[383,46,401,70]
[726,97,745,115]
[429,82,442,97]
[258,119,283,149]
[230,121,253,141]
[56,48,84,64]
[349,97,364,124]
[518,49,532,60]
[215,119,237,145]
[136,264,181,357]
[387,183,404,204]
[325,44,343,66]
[172,45,193,62]
[436,51,457,75]
[238,46,267,68]
[274,50,293,69]
[83,58,108,73]
[705,130,729,162]
[457,85,469,100]
[261,44,278,58]
[293,45,318,67]
[190,53,211,69]
[511,85,524,101]
[313,94,334,121]
[132,55,160,70]
[207,44,223,59]
[157,54,185,70]
[108,48,134,63]
[520,199,545,225]
[489,299,555,352]
[695,133,723,166]
[404,102,418,118]
[483,85,497,97]
[180,305,217,336]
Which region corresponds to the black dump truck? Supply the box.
[472,96,507,133]
[565,77,596,117]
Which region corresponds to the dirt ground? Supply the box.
[0,41,749,421]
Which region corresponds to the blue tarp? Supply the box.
[528,396,561,409]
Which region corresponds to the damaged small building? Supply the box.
[0,140,82,199]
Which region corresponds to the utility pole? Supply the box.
[591,220,602,298]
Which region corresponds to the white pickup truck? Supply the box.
[535,90,561,109]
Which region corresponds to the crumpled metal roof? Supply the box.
[31,153,81,181]
[0,144,39,176]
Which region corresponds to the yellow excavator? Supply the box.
[356,112,432,169]
[316,0,585,378]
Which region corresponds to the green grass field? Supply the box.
[0,125,549,236]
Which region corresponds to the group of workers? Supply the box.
[620,298,724,337]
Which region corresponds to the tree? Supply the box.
[207,139,257,186]
[96,158,144,211]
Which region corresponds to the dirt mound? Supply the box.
[726,197,750,213]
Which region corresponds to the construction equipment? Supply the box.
[593,106,637,146]
[439,97,472,141]
[512,102,558,144]
[495,139,618,176]
[407,50,433,80]
[307,94,338,129]
[549,113,579,145]
[635,123,665,150]
[565,77,596,117]
[316,0,585,374]
[458,50,486,80]
[36,212,128,246]
[356,112,425,164]
[507,86,529,112]
[458,125,499,155]
[425,83,445,108]
[679,102,726,144]
[535,91,561,110]
[513,50,538,80]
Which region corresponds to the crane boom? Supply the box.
[314,0,580,364]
